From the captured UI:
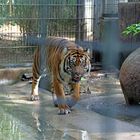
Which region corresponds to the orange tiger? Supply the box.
[30,37,91,114]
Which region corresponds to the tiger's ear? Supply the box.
[83,48,90,54]
[62,47,68,55]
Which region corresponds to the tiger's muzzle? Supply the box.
[72,73,82,82]
[71,68,84,83]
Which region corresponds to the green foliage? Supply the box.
[14,0,77,36]
[14,2,39,34]
[0,0,10,26]
[122,23,140,36]
[0,0,77,37]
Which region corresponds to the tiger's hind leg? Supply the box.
[30,58,40,100]
[30,76,41,101]
[30,48,40,101]
[53,78,71,115]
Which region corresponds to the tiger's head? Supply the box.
[60,47,91,83]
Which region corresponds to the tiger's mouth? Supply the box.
[72,75,82,82]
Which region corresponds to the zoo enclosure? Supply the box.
[0,0,139,67]
[0,0,94,66]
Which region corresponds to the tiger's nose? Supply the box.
[74,72,79,76]
[73,72,82,78]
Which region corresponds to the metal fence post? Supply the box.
[38,0,48,75]
[75,0,86,41]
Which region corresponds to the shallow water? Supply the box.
[0,100,38,140]
[0,102,80,140]
[0,83,93,140]
[0,69,140,140]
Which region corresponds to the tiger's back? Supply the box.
[32,37,80,77]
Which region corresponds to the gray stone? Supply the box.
[119,48,140,105]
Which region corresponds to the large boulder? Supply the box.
[119,48,140,105]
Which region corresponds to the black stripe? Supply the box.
[58,64,65,82]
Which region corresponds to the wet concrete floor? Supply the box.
[0,68,140,140]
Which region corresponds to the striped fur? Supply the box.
[31,37,91,114]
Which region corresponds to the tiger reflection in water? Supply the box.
[30,37,91,115]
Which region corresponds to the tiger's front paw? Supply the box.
[30,95,40,101]
[58,105,71,115]
[54,97,71,115]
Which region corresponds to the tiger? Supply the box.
[30,37,91,115]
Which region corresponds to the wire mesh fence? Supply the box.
[0,0,95,66]
[0,0,132,67]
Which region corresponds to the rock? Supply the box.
[21,73,32,81]
[119,48,140,105]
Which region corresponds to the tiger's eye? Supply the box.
[80,58,86,65]
[70,60,75,66]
